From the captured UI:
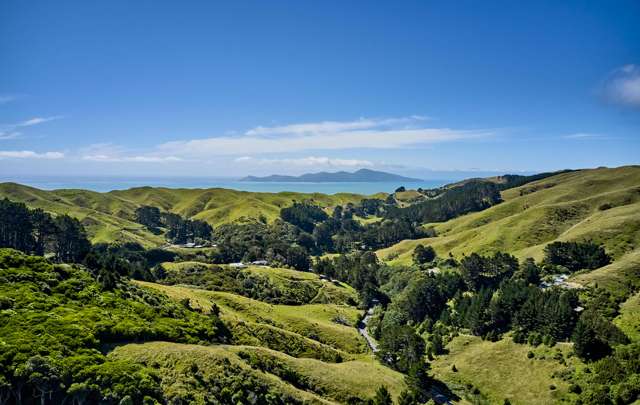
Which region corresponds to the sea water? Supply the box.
[1,176,451,195]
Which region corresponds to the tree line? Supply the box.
[0,198,90,263]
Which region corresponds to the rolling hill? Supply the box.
[377,166,640,290]
[0,182,373,246]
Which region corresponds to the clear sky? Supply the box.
[1,0,638,178]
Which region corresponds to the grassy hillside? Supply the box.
[135,281,367,355]
[431,335,582,404]
[160,261,359,305]
[377,166,640,272]
[0,182,370,246]
[110,342,406,404]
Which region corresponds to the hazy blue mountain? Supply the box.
[241,169,423,183]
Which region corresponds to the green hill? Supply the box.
[377,166,640,289]
[0,182,372,246]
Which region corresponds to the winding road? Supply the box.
[357,307,379,352]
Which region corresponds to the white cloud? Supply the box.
[0,131,21,140]
[245,116,428,136]
[603,64,640,108]
[79,143,183,163]
[0,150,64,159]
[235,156,374,167]
[18,116,63,127]
[82,154,182,163]
[563,133,603,140]
[158,116,490,157]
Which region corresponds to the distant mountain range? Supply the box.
[240,169,423,183]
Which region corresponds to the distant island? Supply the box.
[240,168,423,183]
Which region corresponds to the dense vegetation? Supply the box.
[0,248,229,404]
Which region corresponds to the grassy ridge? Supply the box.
[110,342,406,404]
[377,166,640,270]
[0,182,371,246]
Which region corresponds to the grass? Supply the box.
[569,248,640,298]
[110,341,406,404]
[614,291,640,342]
[0,182,372,246]
[135,281,367,354]
[431,335,582,404]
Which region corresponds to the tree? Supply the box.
[378,325,425,373]
[413,244,436,265]
[543,241,611,272]
[573,318,605,361]
[53,215,91,263]
[373,386,393,405]
[134,206,162,229]
[405,360,433,402]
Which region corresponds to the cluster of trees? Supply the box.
[83,242,176,288]
[134,205,213,244]
[279,201,431,254]
[212,219,311,271]
[0,198,90,263]
[543,240,611,272]
[313,251,387,307]
[384,181,502,224]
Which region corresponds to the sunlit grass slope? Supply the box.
[110,342,406,404]
[431,335,582,404]
[378,166,640,268]
[0,182,370,246]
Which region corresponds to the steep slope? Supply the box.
[378,166,640,264]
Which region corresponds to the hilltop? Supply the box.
[241,168,422,183]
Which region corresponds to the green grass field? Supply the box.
[431,335,582,404]
[110,341,406,404]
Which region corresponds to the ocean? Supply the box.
[1,176,451,195]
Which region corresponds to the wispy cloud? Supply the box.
[0,95,18,105]
[602,64,640,109]
[0,131,21,140]
[563,133,604,140]
[0,150,64,159]
[80,143,183,163]
[158,116,491,157]
[82,154,182,163]
[235,156,374,167]
[17,116,63,127]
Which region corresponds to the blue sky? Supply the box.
[1,0,638,178]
